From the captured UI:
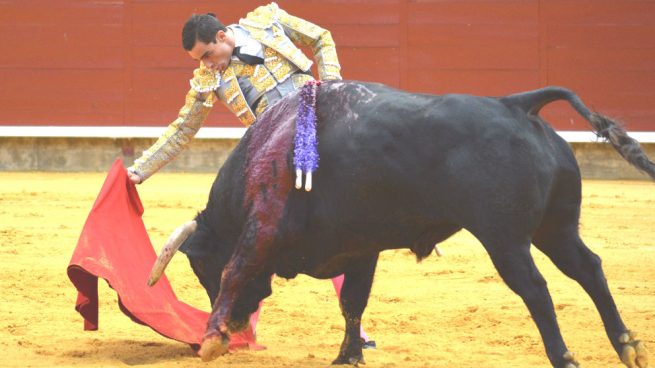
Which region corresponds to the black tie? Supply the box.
[233,46,264,65]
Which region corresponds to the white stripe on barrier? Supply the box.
[0,126,247,139]
[557,131,655,143]
[0,126,654,143]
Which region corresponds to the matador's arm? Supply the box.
[128,67,218,182]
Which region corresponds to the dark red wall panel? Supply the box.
[1,0,653,131]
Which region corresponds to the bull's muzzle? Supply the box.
[147,220,197,286]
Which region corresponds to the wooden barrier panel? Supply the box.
[0,0,654,131]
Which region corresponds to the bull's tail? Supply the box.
[501,86,655,180]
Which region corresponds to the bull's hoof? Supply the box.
[332,354,365,366]
[198,334,230,362]
[619,331,649,368]
[560,350,580,368]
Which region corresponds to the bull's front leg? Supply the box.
[198,219,275,362]
[333,254,379,365]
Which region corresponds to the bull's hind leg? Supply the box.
[533,220,649,368]
[332,253,379,366]
[477,233,578,368]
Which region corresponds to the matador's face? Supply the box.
[188,29,234,74]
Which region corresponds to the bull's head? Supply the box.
[148,214,271,330]
[148,218,228,304]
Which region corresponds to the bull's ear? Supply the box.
[179,225,216,257]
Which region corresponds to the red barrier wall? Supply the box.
[1,0,654,130]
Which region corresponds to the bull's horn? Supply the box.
[147,220,197,287]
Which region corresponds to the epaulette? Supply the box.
[240,2,279,29]
[189,65,221,93]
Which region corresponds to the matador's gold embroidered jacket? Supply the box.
[128,2,342,182]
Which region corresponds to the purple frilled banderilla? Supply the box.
[294,80,322,191]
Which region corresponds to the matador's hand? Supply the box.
[127,171,142,185]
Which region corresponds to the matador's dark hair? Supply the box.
[182,13,227,51]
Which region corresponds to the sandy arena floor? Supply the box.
[1,172,653,367]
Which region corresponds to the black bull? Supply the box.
[149,81,653,367]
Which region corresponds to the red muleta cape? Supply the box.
[67,158,262,351]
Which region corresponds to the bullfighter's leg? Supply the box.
[481,237,577,368]
[198,219,275,361]
[533,222,649,368]
[332,253,379,365]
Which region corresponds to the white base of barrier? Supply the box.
[1,126,655,143]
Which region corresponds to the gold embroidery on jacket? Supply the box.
[262,47,295,87]
[189,65,220,93]
[221,67,256,126]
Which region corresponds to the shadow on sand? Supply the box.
[59,338,197,365]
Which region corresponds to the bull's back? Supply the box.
[304,82,574,246]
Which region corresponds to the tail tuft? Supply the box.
[589,113,655,180]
